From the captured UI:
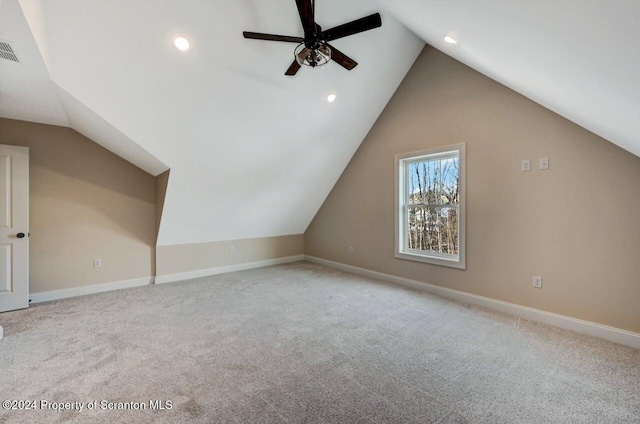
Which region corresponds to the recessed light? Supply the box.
[444,36,458,45]
[173,36,190,51]
[327,93,336,103]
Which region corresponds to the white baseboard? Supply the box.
[305,255,640,350]
[155,255,305,285]
[0,325,3,340]
[29,276,154,304]
[28,255,305,303]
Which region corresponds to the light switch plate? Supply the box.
[539,158,549,170]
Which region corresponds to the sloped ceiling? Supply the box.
[0,0,67,126]
[2,1,639,247]
[379,0,640,158]
[1,0,423,245]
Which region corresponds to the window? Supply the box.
[395,144,465,269]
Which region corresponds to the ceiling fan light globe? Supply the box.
[294,42,331,68]
[319,45,331,57]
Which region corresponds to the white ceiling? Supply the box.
[1,0,423,245]
[0,0,67,126]
[379,0,640,158]
[1,0,639,246]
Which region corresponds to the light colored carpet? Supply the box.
[0,261,638,423]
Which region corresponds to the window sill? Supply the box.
[395,251,466,270]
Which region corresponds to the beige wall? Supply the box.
[153,170,170,276]
[0,117,302,293]
[155,170,170,243]
[157,235,303,277]
[0,118,156,293]
[305,46,640,333]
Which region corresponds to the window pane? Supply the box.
[408,161,439,205]
[407,157,459,205]
[407,206,423,250]
[440,157,459,205]
[407,206,458,255]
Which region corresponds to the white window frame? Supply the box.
[395,143,466,269]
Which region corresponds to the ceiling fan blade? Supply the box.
[285,60,302,76]
[322,13,382,42]
[295,0,315,37]
[243,32,303,43]
[327,44,357,70]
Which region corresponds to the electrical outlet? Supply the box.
[93,259,102,268]
[347,246,354,254]
[521,160,531,172]
[539,158,549,170]
[230,245,235,254]
[532,276,542,288]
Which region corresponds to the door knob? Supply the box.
[17,233,25,238]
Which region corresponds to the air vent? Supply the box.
[0,40,19,63]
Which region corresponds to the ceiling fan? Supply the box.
[243,0,382,75]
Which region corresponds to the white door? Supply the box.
[0,145,29,313]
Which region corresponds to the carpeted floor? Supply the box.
[0,261,638,423]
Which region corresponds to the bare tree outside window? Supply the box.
[396,144,465,269]
[406,155,459,255]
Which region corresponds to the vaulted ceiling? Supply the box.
[1,0,638,246]
[380,0,640,158]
